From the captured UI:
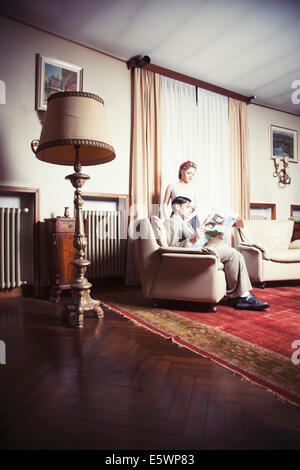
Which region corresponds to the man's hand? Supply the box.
[194,226,206,244]
[233,217,244,228]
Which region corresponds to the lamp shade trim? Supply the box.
[47,91,104,105]
[37,138,115,154]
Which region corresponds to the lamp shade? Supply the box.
[35,91,116,166]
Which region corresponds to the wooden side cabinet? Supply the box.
[45,217,76,302]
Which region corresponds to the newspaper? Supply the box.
[192,206,238,248]
[203,207,238,244]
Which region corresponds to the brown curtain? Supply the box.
[229,98,250,219]
[126,68,162,284]
[131,67,162,217]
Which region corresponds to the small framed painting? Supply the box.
[36,54,83,111]
[270,124,298,163]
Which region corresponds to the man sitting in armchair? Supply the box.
[165,196,269,311]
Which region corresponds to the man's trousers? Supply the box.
[212,242,252,298]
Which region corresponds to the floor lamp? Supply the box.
[32,91,116,328]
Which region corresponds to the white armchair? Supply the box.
[134,218,227,311]
[234,219,300,287]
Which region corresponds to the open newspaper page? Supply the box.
[203,207,238,245]
[191,206,238,248]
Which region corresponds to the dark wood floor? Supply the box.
[0,286,300,451]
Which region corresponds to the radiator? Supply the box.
[0,207,22,290]
[83,210,123,279]
[250,215,267,220]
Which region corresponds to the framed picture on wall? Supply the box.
[270,124,298,163]
[36,54,83,111]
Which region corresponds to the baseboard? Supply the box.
[0,287,23,298]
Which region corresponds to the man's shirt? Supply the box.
[164,215,196,248]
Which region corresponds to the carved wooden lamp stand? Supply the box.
[32,91,115,328]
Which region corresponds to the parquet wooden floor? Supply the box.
[0,289,300,450]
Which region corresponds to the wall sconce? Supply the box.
[273,156,291,187]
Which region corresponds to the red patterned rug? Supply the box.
[100,284,300,407]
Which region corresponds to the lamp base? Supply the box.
[67,284,103,329]
[64,146,104,328]
[67,258,103,328]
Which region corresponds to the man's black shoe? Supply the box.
[234,293,269,310]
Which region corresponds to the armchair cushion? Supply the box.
[269,250,300,263]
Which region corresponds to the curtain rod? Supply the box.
[144,63,248,102]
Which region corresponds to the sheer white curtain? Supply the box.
[161,77,198,212]
[196,88,230,214]
[161,77,231,224]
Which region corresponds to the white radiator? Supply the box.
[250,215,267,220]
[83,210,123,279]
[0,207,22,290]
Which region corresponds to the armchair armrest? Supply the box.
[158,245,220,259]
[160,252,224,270]
[237,243,260,253]
[290,239,300,249]
[238,242,270,260]
[236,244,264,282]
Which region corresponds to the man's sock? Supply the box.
[240,291,251,298]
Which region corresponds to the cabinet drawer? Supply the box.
[46,218,75,233]
[56,220,75,232]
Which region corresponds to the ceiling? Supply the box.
[1,0,300,115]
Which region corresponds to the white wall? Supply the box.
[0,15,131,220]
[248,103,300,220]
